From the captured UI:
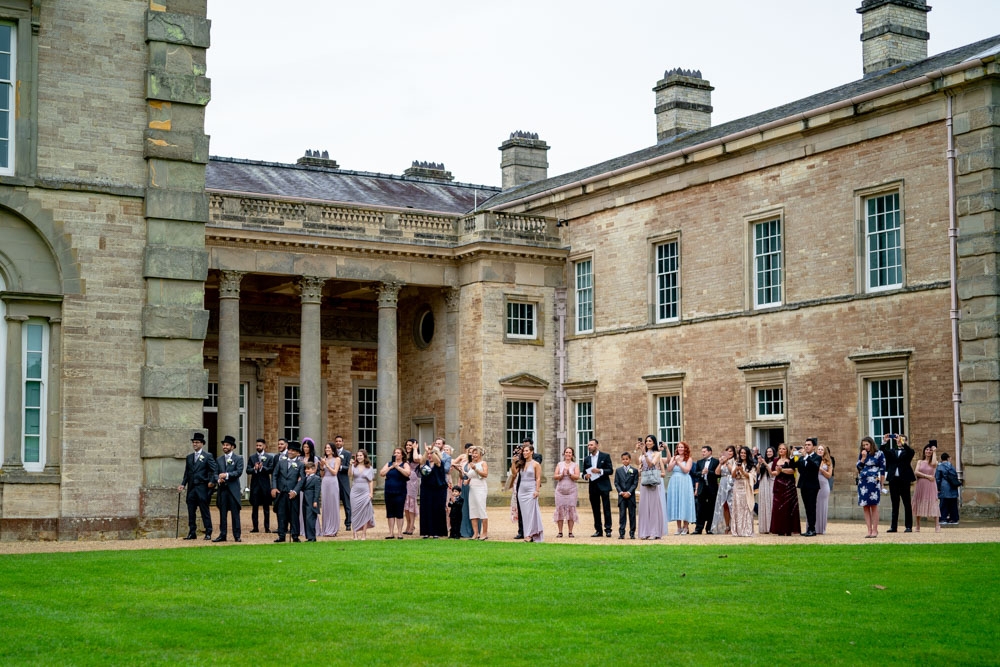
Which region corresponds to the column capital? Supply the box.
[442,287,460,312]
[297,276,326,304]
[218,270,245,299]
[377,280,404,308]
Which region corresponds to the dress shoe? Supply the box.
[514,533,524,540]
[182,534,196,540]
[618,535,624,540]
[693,530,703,535]
[249,529,259,533]
[803,530,816,537]
[629,535,636,539]
[234,537,241,542]
[212,536,226,542]
[273,537,285,543]
[292,537,301,543]
[605,532,612,538]
[306,538,316,542]
[203,535,212,541]
[886,529,898,533]
[590,531,602,537]
[904,528,913,533]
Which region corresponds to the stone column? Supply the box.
[443,287,460,446]
[376,281,403,468]
[45,317,62,472]
[298,276,326,445]
[217,271,244,447]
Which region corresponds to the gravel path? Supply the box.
[1,506,997,555]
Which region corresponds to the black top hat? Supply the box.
[927,439,938,447]
[191,433,206,443]
[286,440,302,452]
[222,434,237,446]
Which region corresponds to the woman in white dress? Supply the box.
[517,444,544,542]
[466,445,489,540]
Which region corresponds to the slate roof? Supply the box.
[206,157,501,215]
[484,33,1000,210]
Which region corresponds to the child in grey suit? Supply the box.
[615,452,638,539]
[302,462,321,542]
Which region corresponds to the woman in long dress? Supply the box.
[770,443,801,536]
[506,445,525,532]
[517,444,544,542]
[553,447,580,538]
[857,436,885,538]
[816,444,834,535]
[636,435,665,540]
[665,441,696,535]
[729,446,756,537]
[319,442,341,537]
[912,442,941,532]
[712,445,736,534]
[403,439,420,535]
[349,450,376,540]
[419,445,449,538]
[379,447,411,539]
[466,446,490,539]
[756,446,775,534]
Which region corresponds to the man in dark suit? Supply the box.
[247,438,274,533]
[692,445,719,534]
[881,433,916,532]
[271,440,304,542]
[795,438,822,536]
[177,432,218,540]
[213,434,244,542]
[584,438,614,537]
[301,461,321,542]
[333,435,352,531]
[614,452,638,539]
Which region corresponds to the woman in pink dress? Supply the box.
[319,442,341,537]
[553,447,580,537]
[912,442,941,532]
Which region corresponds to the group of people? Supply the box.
[856,434,961,537]
[178,429,963,544]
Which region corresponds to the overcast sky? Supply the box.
[205,0,1000,188]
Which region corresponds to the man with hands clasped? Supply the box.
[585,439,614,537]
[271,440,304,542]
[213,434,244,542]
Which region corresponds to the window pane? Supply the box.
[575,401,593,462]
[24,405,40,433]
[0,25,10,54]
[866,193,902,290]
[24,380,41,408]
[869,378,905,438]
[24,436,39,463]
[754,219,782,306]
[26,323,43,351]
[505,400,535,469]
[657,395,681,455]
[283,384,299,442]
[575,260,593,333]
[507,301,535,338]
[357,387,378,464]
[0,53,8,81]
[656,241,679,321]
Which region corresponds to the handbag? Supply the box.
[640,468,661,486]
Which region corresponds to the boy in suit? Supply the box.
[448,486,464,539]
[301,461,321,542]
[615,452,638,539]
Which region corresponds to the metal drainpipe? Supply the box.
[946,93,964,482]
[554,288,567,458]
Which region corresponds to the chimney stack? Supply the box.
[499,131,549,190]
[403,161,454,181]
[858,0,931,76]
[653,69,713,142]
[296,149,339,169]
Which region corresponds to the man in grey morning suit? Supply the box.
[178,433,218,540]
[333,435,352,530]
[271,440,304,542]
[213,434,244,542]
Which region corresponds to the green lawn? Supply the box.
[1,542,995,666]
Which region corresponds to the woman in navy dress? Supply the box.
[379,446,411,539]
[857,436,886,538]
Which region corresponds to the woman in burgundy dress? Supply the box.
[769,443,801,536]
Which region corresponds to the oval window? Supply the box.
[414,306,434,348]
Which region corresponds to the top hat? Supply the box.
[191,432,206,443]
[927,439,938,448]
[222,434,237,446]
[286,440,302,452]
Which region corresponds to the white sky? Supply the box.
[205,0,1000,188]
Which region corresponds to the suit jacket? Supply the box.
[181,449,218,499]
[302,474,321,508]
[880,442,916,483]
[795,452,821,490]
[215,453,245,504]
[248,451,274,493]
[272,456,304,495]
[693,457,719,497]
[584,451,614,492]
[614,465,638,497]
[336,448,352,483]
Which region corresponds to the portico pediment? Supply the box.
[498,372,549,389]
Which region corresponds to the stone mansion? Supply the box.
[0,0,998,538]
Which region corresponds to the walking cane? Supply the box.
[176,488,182,538]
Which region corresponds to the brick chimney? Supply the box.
[403,161,454,181]
[499,131,549,190]
[653,69,713,142]
[296,149,339,169]
[857,0,931,76]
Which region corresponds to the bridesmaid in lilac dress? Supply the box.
[553,447,580,538]
[636,436,665,540]
[517,444,544,542]
[319,443,341,537]
[403,439,420,535]
[350,451,376,540]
